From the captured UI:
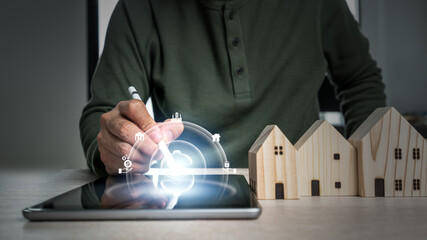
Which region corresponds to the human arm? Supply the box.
[321,0,386,136]
[79,1,182,176]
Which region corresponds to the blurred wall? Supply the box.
[0,0,88,168]
[361,0,427,113]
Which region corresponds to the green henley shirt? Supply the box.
[80,0,386,176]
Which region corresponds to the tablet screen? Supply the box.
[33,174,256,210]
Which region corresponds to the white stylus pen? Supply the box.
[128,86,177,168]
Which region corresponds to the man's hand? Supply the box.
[97,100,183,174]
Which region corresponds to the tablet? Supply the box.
[22,174,261,220]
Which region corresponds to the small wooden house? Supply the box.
[295,120,358,196]
[349,107,427,197]
[248,125,299,200]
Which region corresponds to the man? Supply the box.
[80,0,386,176]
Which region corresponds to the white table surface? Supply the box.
[1,168,427,240]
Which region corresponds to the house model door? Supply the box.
[311,180,320,196]
[275,183,284,199]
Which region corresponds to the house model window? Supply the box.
[394,148,402,160]
[413,179,420,190]
[413,148,420,160]
[333,153,340,160]
[274,146,283,155]
[395,179,403,191]
[335,181,341,189]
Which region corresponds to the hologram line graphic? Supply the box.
[124,86,228,173]
[122,120,228,175]
[116,112,231,205]
[123,87,231,202]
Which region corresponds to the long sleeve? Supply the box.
[321,0,386,136]
[80,0,388,170]
[79,0,154,176]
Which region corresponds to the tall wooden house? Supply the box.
[295,120,358,196]
[248,125,299,200]
[349,107,427,197]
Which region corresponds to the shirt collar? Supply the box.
[198,0,249,10]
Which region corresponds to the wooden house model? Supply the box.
[248,125,299,200]
[349,107,427,197]
[295,120,358,196]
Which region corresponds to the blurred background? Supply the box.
[0,0,426,170]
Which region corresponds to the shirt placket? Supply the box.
[223,8,251,100]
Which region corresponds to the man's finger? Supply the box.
[102,129,154,164]
[159,120,185,143]
[117,100,162,142]
[106,117,158,156]
[106,116,143,145]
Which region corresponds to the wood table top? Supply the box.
[1,168,426,240]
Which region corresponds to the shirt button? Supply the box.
[236,67,244,75]
[229,12,234,20]
[231,38,239,46]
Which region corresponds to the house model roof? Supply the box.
[348,107,406,142]
[294,120,349,150]
[249,125,293,153]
